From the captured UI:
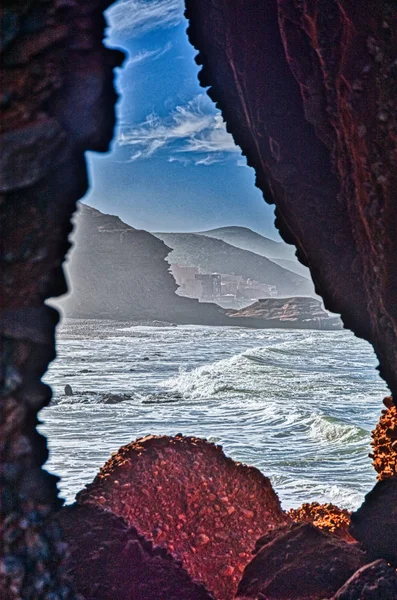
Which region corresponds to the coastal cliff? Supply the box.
[57,204,333,329]
[154,231,314,298]
[57,204,228,325]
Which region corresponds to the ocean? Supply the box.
[40,319,388,510]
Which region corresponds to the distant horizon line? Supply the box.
[80,201,281,242]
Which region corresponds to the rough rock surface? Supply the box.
[370,397,397,480]
[185,0,397,396]
[56,504,215,600]
[287,502,353,541]
[2,1,397,599]
[236,523,366,600]
[350,477,397,567]
[329,559,397,600]
[0,1,122,597]
[76,435,289,600]
[228,298,342,330]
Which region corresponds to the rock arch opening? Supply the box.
[1,1,397,599]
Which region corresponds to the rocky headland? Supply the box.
[56,204,227,326]
[56,203,333,330]
[228,298,342,330]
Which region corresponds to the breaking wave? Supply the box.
[42,322,387,509]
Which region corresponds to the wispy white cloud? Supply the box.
[118,95,240,164]
[195,155,224,166]
[168,156,190,166]
[125,42,173,67]
[107,0,184,36]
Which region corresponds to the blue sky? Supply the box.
[84,0,278,237]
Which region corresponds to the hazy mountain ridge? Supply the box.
[269,258,311,278]
[56,204,228,324]
[153,231,314,298]
[197,226,296,260]
[52,205,331,329]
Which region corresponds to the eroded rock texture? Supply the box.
[287,501,353,541]
[370,397,397,479]
[0,1,122,597]
[2,1,397,598]
[76,435,289,600]
[236,523,366,600]
[56,504,214,600]
[329,559,397,600]
[185,0,397,395]
[350,477,397,567]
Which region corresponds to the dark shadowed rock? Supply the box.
[329,559,397,600]
[57,504,214,600]
[0,3,124,596]
[185,0,397,395]
[0,118,67,192]
[236,523,366,600]
[350,477,397,567]
[76,434,289,600]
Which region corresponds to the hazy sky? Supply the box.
[84,0,278,237]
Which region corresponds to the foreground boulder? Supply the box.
[350,477,397,567]
[287,502,353,541]
[57,504,214,600]
[76,435,289,600]
[236,523,366,600]
[329,559,397,600]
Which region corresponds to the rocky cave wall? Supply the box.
[185,0,397,395]
[1,1,397,599]
[0,1,123,597]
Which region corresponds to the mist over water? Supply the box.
[40,319,388,510]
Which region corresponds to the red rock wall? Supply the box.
[370,397,397,480]
[185,0,397,395]
[287,501,353,541]
[0,2,122,597]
